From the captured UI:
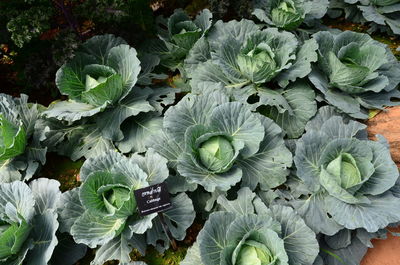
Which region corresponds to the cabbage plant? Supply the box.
[58,151,195,264]
[185,19,318,137]
[328,0,400,35]
[252,0,329,30]
[309,30,400,118]
[189,19,318,89]
[150,9,212,70]
[314,228,389,265]
[182,188,319,265]
[0,179,63,265]
[359,0,400,34]
[43,34,172,142]
[0,93,47,182]
[152,89,292,193]
[292,106,400,235]
[185,20,318,138]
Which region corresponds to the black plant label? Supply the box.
[134,182,172,216]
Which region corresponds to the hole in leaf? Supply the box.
[247,94,260,104]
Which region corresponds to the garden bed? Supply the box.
[1,1,400,265]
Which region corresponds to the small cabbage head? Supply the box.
[0,114,26,161]
[151,9,212,70]
[236,34,283,84]
[153,90,292,193]
[80,172,138,219]
[182,188,319,265]
[253,0,329,30]
[253,0,309,30]
[324,153,362,189]
[293,106,400,235]
[236,241,275,265]
[310,30,400,118]
[168,10,202,45]
[198,136,235,172]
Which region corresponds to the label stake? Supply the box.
[158,212,178,251]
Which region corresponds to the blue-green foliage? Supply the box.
[292,106,400,234]
[2,4,400,265]
[328,0,400,35]
[309,30,400,118]
[58,151,194,264]
[0,94,47,183]
[0,179,85,265]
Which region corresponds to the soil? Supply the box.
[363,107,400,265]
[361,227,400,265]
[367,107,400,167]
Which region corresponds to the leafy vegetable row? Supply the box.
[1,5,400,265]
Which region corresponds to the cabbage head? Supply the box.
[58,150,194,264]
[253,0,329,30]
[0,179,62,265]
[292,106,400,235]
[181,188,319,265]
[152,89,292,193]
[0,112,26,161]
[0,94,46,183]
[189,19,318,89]
[309,30,400,118]
[151,9,212,70]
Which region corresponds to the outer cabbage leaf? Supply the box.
[49,233,87,265]
[116,113,163,154]
[37,119,115,161]
[181,242,203,265]
[317,228,388,265]
[329,0,400,35]
[146,193,195,252]
[256,81,317,138]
